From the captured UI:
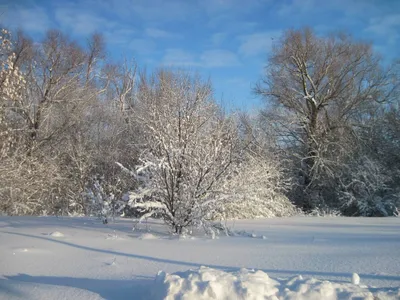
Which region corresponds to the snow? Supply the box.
[352,273,360,285]
[152,267,400,300]
[138,233,159,240]
[0,216,399,299]
[49,231,64,237]
[152,267,280,299]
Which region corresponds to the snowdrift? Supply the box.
[152,266,400,300]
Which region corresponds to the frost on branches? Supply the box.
[214,118,297,220]
[0,29,26,158]
[121,70,240,234]
[338,158,400,217]
[217,151,296,220]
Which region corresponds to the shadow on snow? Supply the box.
[3,230,400,283]
[1,275,152,300]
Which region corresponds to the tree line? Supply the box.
[0,26,398,233]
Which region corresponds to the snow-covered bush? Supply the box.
[306,206,342,217]
[212,114,297,220]
[122,70,240,234]
[83,175,129,222]
[215,151,297,219]
[338,158,399,216]
[0,156,64,215]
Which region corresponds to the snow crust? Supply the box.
[152,267,400,300]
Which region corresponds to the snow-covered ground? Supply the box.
[0,216,399,299]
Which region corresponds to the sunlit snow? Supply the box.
[0,216,399,299]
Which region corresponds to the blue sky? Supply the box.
[1,0,399,110]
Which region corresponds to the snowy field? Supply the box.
[0,216,399,299]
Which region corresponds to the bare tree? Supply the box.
[0,28,115,215]
[0,29,66,215]
[85,33,105,84]
[102,59,136,115]
[256,28,398,210]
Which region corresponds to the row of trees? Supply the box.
[0,26,399,233]
[0,28,137,216]
[0,27,293,233]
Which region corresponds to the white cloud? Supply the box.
[52,1,140,48]
[54,5,116,36]
[129,39,157,55]
[3,6,52,33]
[276,0,396,24]
[210,32,227,46]
[162,49,199,67]
[162,48,240,68]
[104,28,136,45]
[366,14,400,44]
[224,77,249,89]
[201,49,240,67]
[106,0,198,22]
[200,0,269,16]
[238,31,280,57]
[276,0,366,17]
[145,28,181,39]
[277,0,319,16]
[100,0,267,26]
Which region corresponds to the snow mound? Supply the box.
[152,267,278,299]
[138,233,158,240]
[352,272,360,285]
[152,267,400,300]
[49,231,64,237]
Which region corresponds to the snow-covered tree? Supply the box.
[0,27,140,216]
[0,28,26,158]
[255,28,398,211]
[125,70,240,234]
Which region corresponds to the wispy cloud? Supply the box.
[106,0,198,22]
[129,39,157,55]
[52,1,140,50]
[162,48,198,67]
[3,6,52,34]
[162,48,240,68]
[201,49,240,67]
[277,0,319,16]
[145,28,181,39]
[200,0,270,16]
[238,31,280,57]
[101,0,266,27]
[224,77,250,89]
[366,14,400,44]
[210,32,227,46]
[54,4,116,36]
[104,28,136,45]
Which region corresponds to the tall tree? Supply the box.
[256,28,398,211]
